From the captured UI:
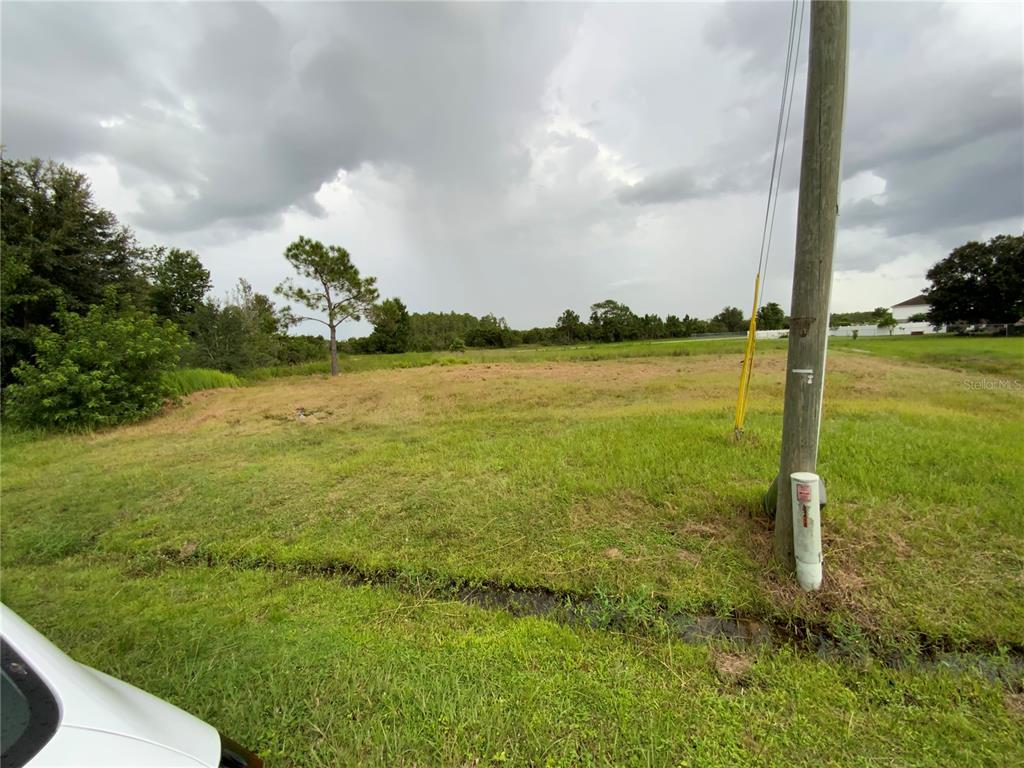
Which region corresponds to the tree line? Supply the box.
[342,299,790,356]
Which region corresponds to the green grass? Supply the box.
[242,333,1021,382]
[2,560,1020,767]
[163,367,242,396]
[2,335,1022,765]
[240,359,334,381]
[829,334,1024,378]
[3,340,1022,645]
[240,353,470,381]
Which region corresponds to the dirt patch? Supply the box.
[711,650,753,682]
[886,530,911,558]
[1005,692,1024,720]
[437,358,728,387]
[676,550,701,566]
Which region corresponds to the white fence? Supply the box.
[754,322,943,340]
[829,321,937,337]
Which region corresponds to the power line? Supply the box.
[755,0,801,278]
[734,0,806,435]
[759,0,806,312]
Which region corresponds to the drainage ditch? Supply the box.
[159,548,1024,690]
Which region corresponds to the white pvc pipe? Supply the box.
[790,471,823,590]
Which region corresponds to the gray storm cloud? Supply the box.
[2,2,582,234]
[2,1,1021,324]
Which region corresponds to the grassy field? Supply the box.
[239,333,1024,382]
[241,337,789,380]
[828,334,1024,378]
[3,560,1020,767]
[2,335,1022,765]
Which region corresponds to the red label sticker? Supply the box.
[796,483,812,503]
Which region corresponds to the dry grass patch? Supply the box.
[711,650,754,683]
[119,349,1015,443]
[1006,693,1024,721]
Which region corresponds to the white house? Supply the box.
[829,293,940,337]
[890,293,930,322]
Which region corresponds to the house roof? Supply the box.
[891,293,929,308]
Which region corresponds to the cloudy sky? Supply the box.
[3,1,1021,336]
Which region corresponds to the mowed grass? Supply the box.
[3,340,1022,648]
[2,560,1021,767]
[242,337,785,380]
[829,334,1024,378]
[3,336,1023,765]
[241,333,1023,382]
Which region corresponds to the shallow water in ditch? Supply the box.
[454,583,1024,690]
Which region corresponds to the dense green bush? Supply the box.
[1,156,150,386]
[5,300,185,430]
[407,312,480,352]
[274,334,328,364]
[181,280,326,372]
[363,297,411,353]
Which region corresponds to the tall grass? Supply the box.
[239,359,332,382]
[163,368,241,396]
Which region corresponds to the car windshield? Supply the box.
[1,668,31,753]
[1,642,59,768]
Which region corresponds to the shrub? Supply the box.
[275,334,328,365]
[5,299,186,430]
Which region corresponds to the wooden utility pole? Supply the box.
[774,0,848,568]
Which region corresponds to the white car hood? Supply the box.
[59,665,220,765]
[2,605,220,767]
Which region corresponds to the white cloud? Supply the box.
[841,171,887,207]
